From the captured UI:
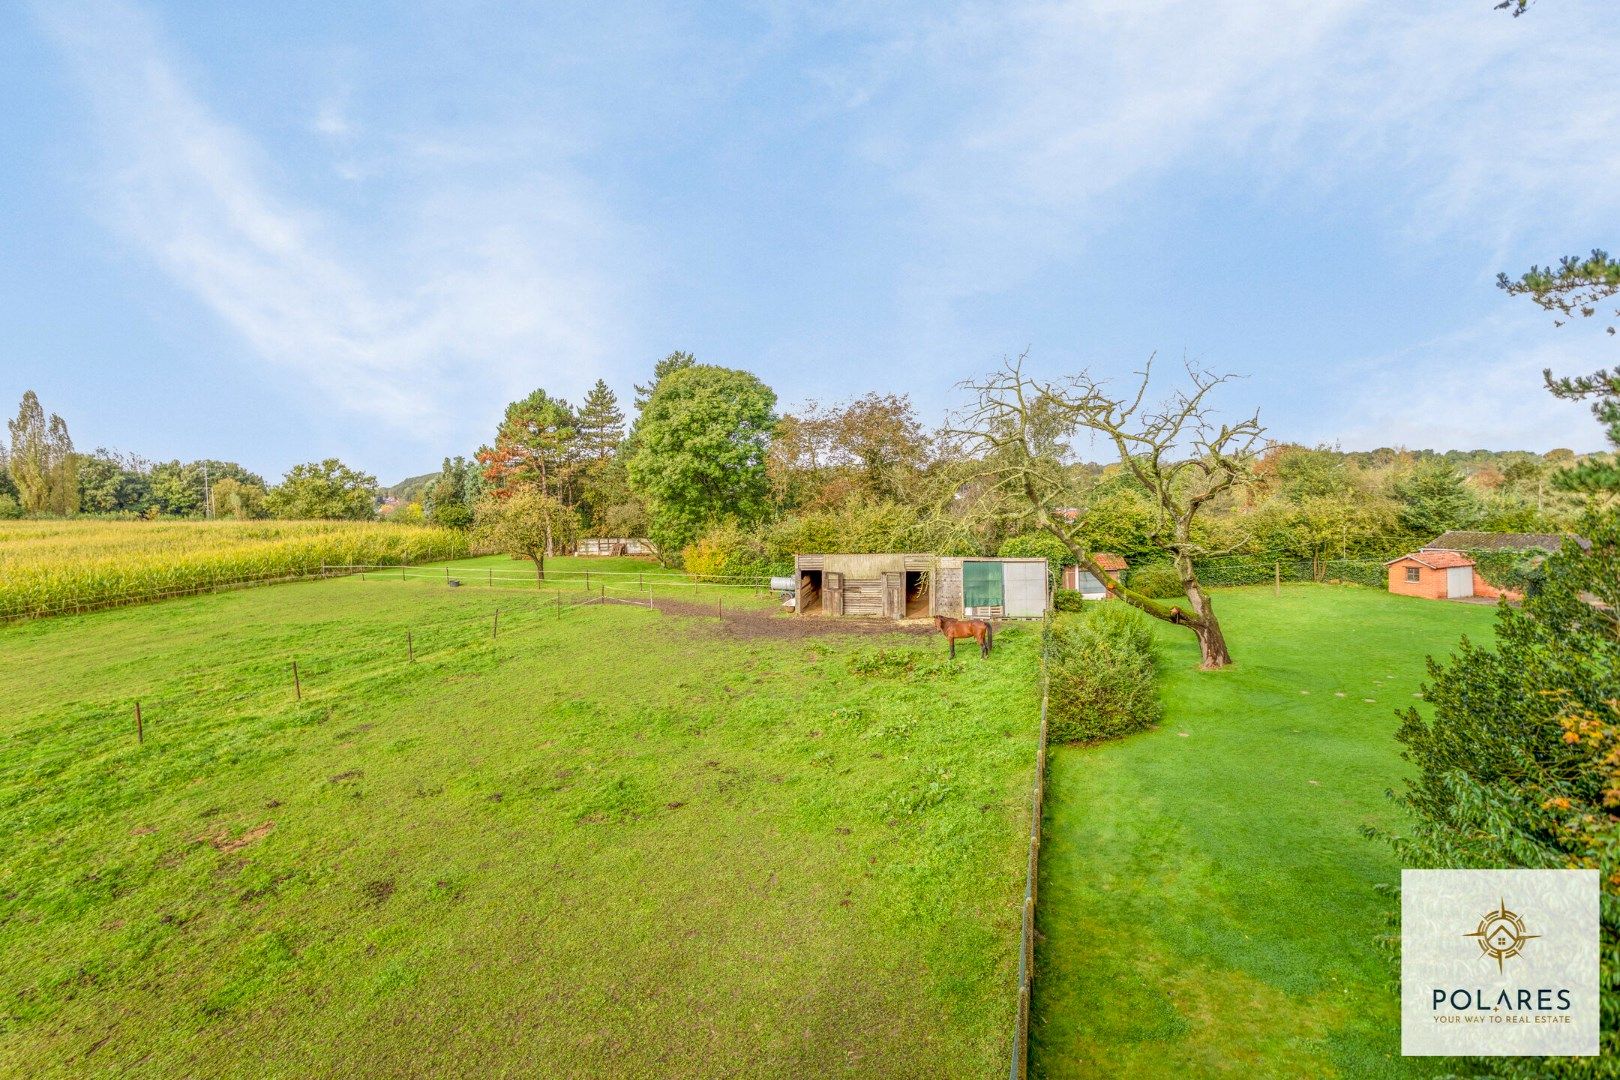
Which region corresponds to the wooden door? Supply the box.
[883,572,904,619]
[824,572,844,616]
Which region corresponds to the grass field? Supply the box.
[0,564,1041,1077]
[0,519,470,619]
[1030,586,1497,1079]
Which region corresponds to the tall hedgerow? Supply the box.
[1386,514,1620,1076]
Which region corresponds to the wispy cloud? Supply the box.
[32,0,619,439]
[848,0,1620,272]
[1321,314,1609,453]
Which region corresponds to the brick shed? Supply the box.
[1061,553,1128,599]
[1385,550,1521,602]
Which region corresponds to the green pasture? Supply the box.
[1030,586,1497,1079]
[0,572,1041,1077]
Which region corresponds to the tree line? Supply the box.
[1,391,380,522]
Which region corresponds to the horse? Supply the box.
[934,614,993,659]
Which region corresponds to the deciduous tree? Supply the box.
[627,364,776,559]
[472,486,579,583]
[954,353,1264,669]
[265,459,378,520]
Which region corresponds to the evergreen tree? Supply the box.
[576,379,626,462]
[633,350,695,414]
[1391,460,1482,537]
[476,389,578,504]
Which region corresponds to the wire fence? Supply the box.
[1010,616,1052,1080]
[0,560,780,624]
[333,564,775,592]
[16,587,697,752]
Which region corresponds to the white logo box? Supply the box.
[1402,868,1599,1057]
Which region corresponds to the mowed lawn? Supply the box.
[1031,586,1497,1079]
[0,571,1041,1077]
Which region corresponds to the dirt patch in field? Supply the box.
[197,820,275,853]
[646,598,936,640]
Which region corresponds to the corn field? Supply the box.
[0,520,470,620]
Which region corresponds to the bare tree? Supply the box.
[953,352,1265,669]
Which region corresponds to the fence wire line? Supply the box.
[13,589,686,735]
[1010,617,1051,1080]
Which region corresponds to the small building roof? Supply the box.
[1386,550,1476,570]
[1424,530,1585,553]
[1092,553,1128,571]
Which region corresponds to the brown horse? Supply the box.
[935,615,993,659]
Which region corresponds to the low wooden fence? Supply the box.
[1010,617,1052,1080]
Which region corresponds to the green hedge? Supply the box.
[1125,562,1184,598]
[1046,604,1161,744]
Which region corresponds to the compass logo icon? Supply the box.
[1464,899,1540,973]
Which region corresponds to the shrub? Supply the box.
[1126,561,1184,599]
[1046,604,1161,744]
[681,521,772,582]
[1384,519,1619,1075]
[0,494,20,520]
[1052,588,1086,613]
[999,532,1073,567]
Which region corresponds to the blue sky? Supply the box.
[3,0,1618,484]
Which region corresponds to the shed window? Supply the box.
[1404,566,1421,583]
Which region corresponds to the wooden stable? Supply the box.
[576,537,656,557]
[793,554,1049,620]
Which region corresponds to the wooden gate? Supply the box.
[883,572,904,619]
[824,572,845,616]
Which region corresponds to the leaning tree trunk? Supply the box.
[1179,562,1233,670]
[531,553,546,585]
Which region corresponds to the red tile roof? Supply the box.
[1092,552,1128,571]
[1386,550,1475,570]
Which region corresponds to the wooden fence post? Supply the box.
[135,700,143,744]
[1274,561,1281,598]
[408,630,414,662]
[291,660,302,701]
[488,568,493,587]
[493,610,500,640]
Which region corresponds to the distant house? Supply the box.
[1385,550,1519,602]
[1061,554,1128,600]
[1423,531,1585,554]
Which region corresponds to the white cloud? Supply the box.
[837,0,1620,282]
[1319,315,1610,453]
[32,0,620,439]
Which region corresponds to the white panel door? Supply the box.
[1446,566,1473,598]
[1001,561,1049,617]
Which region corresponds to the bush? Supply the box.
[999,531,1073,566]
[1127,562,1184,599]
[681,521,773,581]
[1046,604,1161,744]
[0,493,20,520]
[1052,588,1086,613]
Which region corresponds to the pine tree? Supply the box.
[576,379,625,462]
[633,351,696,413]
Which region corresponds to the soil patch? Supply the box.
[647,598,936,641]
